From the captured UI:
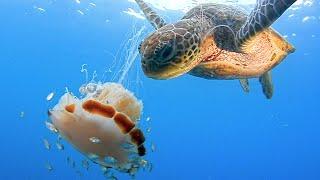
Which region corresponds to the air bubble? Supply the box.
[46,92,55,101]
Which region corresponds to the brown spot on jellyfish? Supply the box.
[130,129,145,146]
[114,112,135,134]
[48,82,147,174]
[82,99,116,118]
[65,104,75,113]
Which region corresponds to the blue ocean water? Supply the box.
[0,0,319,179]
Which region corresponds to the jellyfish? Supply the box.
[48,82,146,174]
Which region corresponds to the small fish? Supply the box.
[67,156,71,164]
[82,159,89,170]
[146,117,151,122]
[151,143,156,152]
[77,10,84,15]
[43,139,51,150]
[20,111,25,118]
[146,127,151,133]
[56,143,64,150]
[45,162,53,171]
[146,162,153,172]
[105,156,117,164]
[121,142,135,150]
[45,121,58,133]
[88,153,99,160]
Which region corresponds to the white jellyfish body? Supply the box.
[49,83,146,173]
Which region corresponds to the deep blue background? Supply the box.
[0,0,319,179]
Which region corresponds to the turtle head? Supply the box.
[139,19,202,79]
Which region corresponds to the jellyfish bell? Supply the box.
[49,82,147,173]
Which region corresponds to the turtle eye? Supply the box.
[161,45,173,59]
[157,40,175,61]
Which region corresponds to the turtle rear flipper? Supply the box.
[259,71,273,99]
[236,0,296,48]
[239,79,250,93]
[135,0,166,29]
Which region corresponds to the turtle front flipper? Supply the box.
[239,79,250,93]
[259,71,273,99]
[134,0,166,29]
[236,0,296,48]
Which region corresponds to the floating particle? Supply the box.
[45,162,53,171]
[20,111,25,118]
[77,10,84,15]
[288,14,294,18]
[292,33,296,37]
[89,137,101,144]
[57,135,62,141]
[311,35,316,38]
[75,0,80,3]
[34,6,46,13]
[302,16,311,23]
[43,139,51,150]
[89,3,96,7]
[82,159,90,170]
[151,143,156,152]
[45,121,58,133]
[46,92,55,101]
[106,19,110,23]
[283,35,288,38]
[56,143,64,150]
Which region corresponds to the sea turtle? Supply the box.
[135,0,296,99]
